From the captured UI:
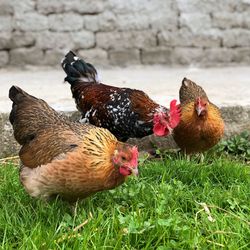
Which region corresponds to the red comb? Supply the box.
[153,113,168,136]
[169,99,181,129]
[130,146,138,167]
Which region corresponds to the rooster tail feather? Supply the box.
[61,51,99,85]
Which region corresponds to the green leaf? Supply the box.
[158,218,174,226]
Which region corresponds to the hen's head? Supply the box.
[153,100,181,137]
[195,97,209,117]
[113,144,139,176]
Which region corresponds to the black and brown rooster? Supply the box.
[61,51,181,142]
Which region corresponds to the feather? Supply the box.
[62,51,98,84]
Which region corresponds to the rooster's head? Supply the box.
[153,99,181,137]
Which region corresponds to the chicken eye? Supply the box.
[121,156,127,161]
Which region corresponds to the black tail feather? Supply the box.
[61,51,98,85]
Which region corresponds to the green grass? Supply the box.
[0,154,249,249]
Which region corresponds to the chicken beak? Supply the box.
[196,106,203,116]
[130,167,139,176]
[166,124,173,135]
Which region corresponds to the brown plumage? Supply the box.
[173,78,224,154]
[71,82,161,141]
[9,86,139,201]
[61,51,181,142]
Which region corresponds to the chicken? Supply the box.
[9,86,139,201]
[61,51,181,142]
[173,78,224,154]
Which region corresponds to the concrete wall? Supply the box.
[1,0,250,67]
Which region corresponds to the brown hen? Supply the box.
[173,78,224,154]
[9,86,138,201]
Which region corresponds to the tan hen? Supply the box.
[9,86,138,202]
[173,78,224,154]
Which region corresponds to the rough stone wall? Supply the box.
[1,0,250,67]
[1,106,250,158]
